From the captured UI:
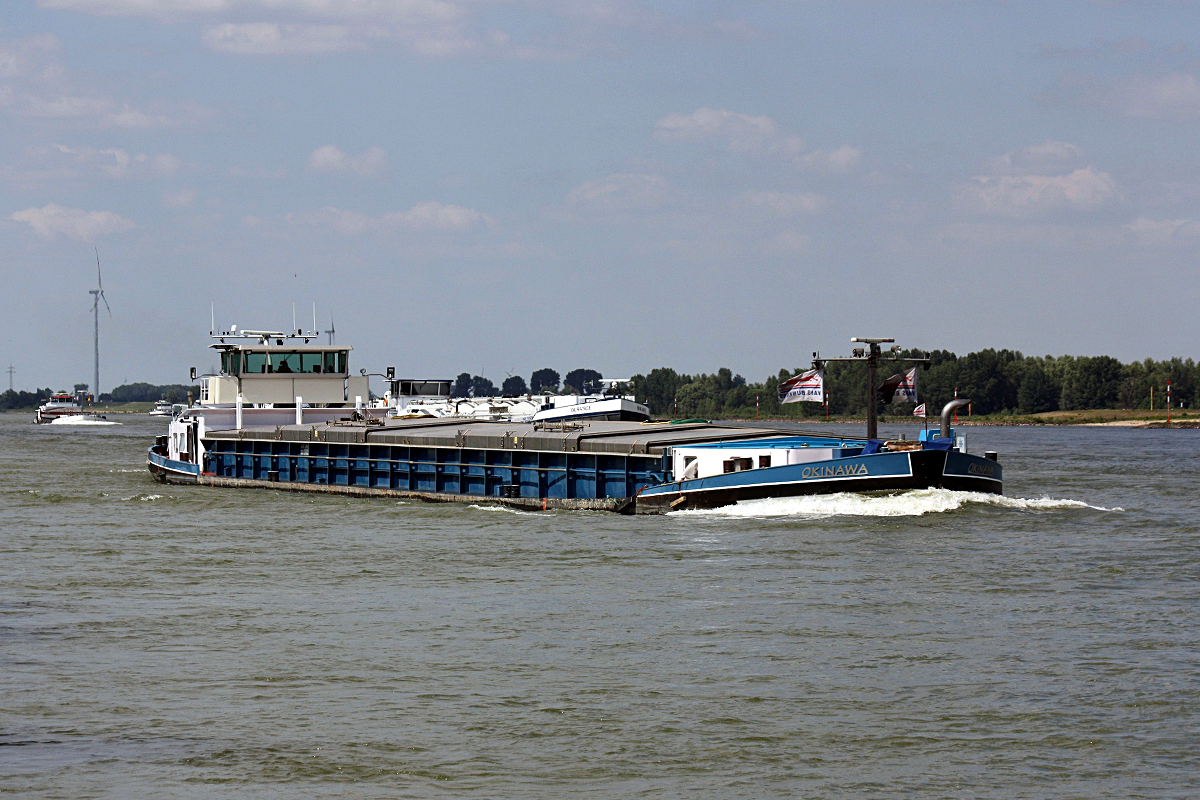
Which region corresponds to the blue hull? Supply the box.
[147,446,201,481]
[636,448,1001,512]
[148,440,1002,515]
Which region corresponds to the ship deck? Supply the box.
[203,417,849,455]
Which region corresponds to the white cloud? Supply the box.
[203,23,364,55]
[39,0,234,13]
[796,145,862,172]
[962,166,1119,217]
[10,203,134,240]
[984,141,1085,176]
[655,107,789,153]
[1,86,183,129]
[566,173,682,212]
[40,0,738,61]
[199,15,480,59]
[654,107,859,170]
[152,153,182,176]
[1123,216,1200,246]
[105,104,179,128]
[0,33,212,130]
[16,93,112,119]
[163,189,196,208]
[383,201,490,230]
[36,144,182,179]
[1048,72,1200,121]
[285,201,494,234]
[1117,73,1200,120]
[759,230,811,255]
[932,216,1200,252]
[44,0,478,57]
[931,222,1124,251]
[737,190,825,215]
[54,144,130,177]
[306,144,387,176]
[41,0,464,23]
[0,34,60,78]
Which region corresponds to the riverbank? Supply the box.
[2,402,156,415]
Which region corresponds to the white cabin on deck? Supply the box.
[200,329,368,407]
[164,328,379,466]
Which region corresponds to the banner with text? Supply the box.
[880,367,919,404]
[779,369,824,404]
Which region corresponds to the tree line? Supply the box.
[0,388,53,410]
[0,382,198,409]
[628,350,1199,419]
[101,383,198,403]
[451,368,605,398]
[7,352,1192,417]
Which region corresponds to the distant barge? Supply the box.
[147,329,1002,513]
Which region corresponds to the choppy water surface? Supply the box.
[2,414,1197,798]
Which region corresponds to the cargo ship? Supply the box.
[147,330,1002,513]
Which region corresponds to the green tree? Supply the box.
[530,368,560,393]
[470,375,496,397]
[630,368,687,416]
[563,368,603,394]
[1017,358,1059,413]
[501,375,528,395]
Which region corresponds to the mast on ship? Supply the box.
[814,337,930,441]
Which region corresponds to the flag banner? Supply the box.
[880,367,918,404]
[913,402,926,417]
[778,368,824,404]
[894,367,918,403]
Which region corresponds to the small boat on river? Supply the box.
[147,330,1002,513]
[34,392,98,424]
[149,399,174,416]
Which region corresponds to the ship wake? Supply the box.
[48,415,121,426]
[672,488,1121,519]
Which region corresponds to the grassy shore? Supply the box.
[3,402,156,414]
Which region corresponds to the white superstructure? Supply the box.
[34,391,84,423]
[161,325,650,475]
[385,381,649,423]
[163,327,377,469]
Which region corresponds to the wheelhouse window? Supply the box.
[239,350,347,374]
[244,352,268,373]
[323,351,347,374]
[271,352,301,373]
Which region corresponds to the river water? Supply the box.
[2,413,1197,798]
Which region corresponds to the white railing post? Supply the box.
[236,393,243,429]
[295,396,302,425]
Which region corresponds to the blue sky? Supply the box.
[2,1,1199,393]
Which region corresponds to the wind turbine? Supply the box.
[89,248,111,400]
[325,315,336,345]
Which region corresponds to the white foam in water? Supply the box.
[468,504,542,515]
[49,415,121,426]
[671,488,1121,519]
